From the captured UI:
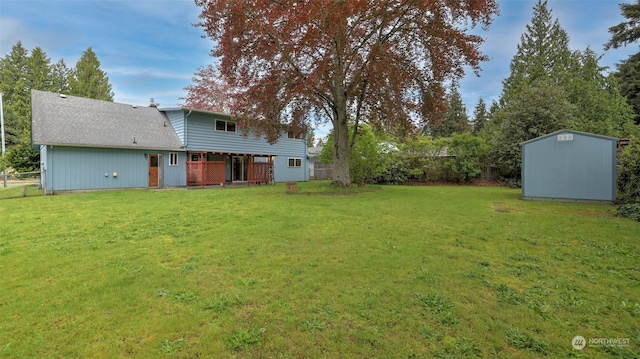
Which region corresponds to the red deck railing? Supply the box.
[187,158,273,187]
[247,162,273,184]
[186,161,226,186]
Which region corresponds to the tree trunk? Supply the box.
[331,83,351,187]
[330,17,351,188]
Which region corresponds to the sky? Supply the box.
[1,0,638,137]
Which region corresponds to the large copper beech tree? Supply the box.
[193,0,498,187]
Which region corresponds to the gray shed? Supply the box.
[521,129,618,203]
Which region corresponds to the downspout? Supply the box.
[49,145,53,195]
[40,145,45,195]
[184,109,191,188]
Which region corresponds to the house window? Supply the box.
[190,153,201,162]
[287,131,303,139]
[216,120,237,132]
[169,152,178,166]
[207,154,224,161]
[288,157,302,167]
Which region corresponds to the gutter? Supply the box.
[32,143,186,152]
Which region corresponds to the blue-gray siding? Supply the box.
[177,111,308,182]
[165,110,186,144]
[41,146,186,192]
[521,131,617,202]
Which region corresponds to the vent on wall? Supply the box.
[557,134,573,141]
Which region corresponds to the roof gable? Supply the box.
[520,129,619,146]
[31,90,184,150]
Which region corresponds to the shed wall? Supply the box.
[522,132,616,202]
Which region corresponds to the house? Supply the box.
[31,90,308,193]
[521,129,618,203]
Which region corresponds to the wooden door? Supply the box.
[149,154,159,187]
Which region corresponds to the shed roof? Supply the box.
[31,90,185,151]
[520,129,618,146]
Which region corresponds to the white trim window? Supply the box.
[288,157,302,167]
[215,120,237,132]
[169,152,179,166]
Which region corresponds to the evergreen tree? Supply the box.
[0,42,30,147]
[492,78,575,179]
[615,53,640,125]
[22,47,54,141]
[472,98,488,135]
[68,47,113,100]
[0,42,55,171]
[607,1,640,126]
[566,48,635,136]
[431,87,470,138]
[51,59,71,94]
[26,47,53,92]
[500,0,571,106]
[491,0,636,179]
[605,0,640,50]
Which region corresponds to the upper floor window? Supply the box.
[287,131,304,139]
[216,120,236,132]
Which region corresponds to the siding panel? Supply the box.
[522,130,617,202]
[45,146,185,191]
[185,113,308,182]
[165,110,186,145]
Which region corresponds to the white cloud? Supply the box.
[0,16,71,56]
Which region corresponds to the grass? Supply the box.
[0,184,42,200]
[0,181,639,358]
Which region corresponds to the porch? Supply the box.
[186,152,274,188]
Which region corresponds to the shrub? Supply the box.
[444,133,489,182]
[372,156,409,184]
[319,124,389,184]
[6,142,39,172]
[398,136,450,182]
[618,139,640,203]
[616,203,640,222]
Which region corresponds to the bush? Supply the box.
[319,124,389,184]
[618,139,640,203]
[6,142,39,172]
[372,157,409,184]
[616,203,640,222]
[397,136,450,182]
[500,176,522,189]
[443,133,489,182]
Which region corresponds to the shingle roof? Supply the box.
[31,90,184,151]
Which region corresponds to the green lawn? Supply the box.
[0,184,42,200]
[0,183,638,358]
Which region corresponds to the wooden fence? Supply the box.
[313,163,333,180]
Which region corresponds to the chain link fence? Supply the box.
[0,171,42,199]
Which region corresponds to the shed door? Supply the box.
[149,154,159,187]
